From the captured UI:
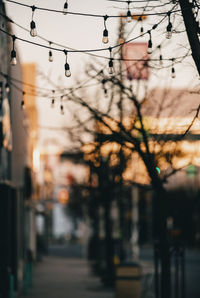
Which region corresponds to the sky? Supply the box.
[4,0,200,152]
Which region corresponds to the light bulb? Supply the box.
[5,82,10,93]
[30,21,37,37]
[147,40,152,54]
[159,55,163,66]
[166,31,172,39]
[140,26,144,37]
[49,50,53,62]
[171,67,176,78]
[10,50,17,65]
[127,10,132,23]
[51,98,55,108]
[21,100,25,109]
[166,23,172,39]
[65,63,71,77]
[60,104,64,114]
[102,29,109,44]
[65,70,71,77]
[108,59,114,74]
[63,1,68,15]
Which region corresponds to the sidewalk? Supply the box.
[22,257,114,298]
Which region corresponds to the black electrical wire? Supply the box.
[5,0,181,17]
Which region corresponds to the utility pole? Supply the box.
[179,0,200,75]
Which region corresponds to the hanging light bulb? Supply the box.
[108,59,114,74]
[51,90,55,107]
[166,12,172,39]
[5,82,10,93]
[63,1,68,15]
[159,54,163,66]
[102,15,109,44]
[166,23,172,39]
[137,17,144,36]
[147,31,152,54]
[64,50,71,77]
[127,10,132,23]
[60,104,64,114]
[171,66,176,78]
[21,91,25,109]
[10,49,17,65]
[101,79,108,97]
[102,29,109,44]
[65,62,71,77]
[60,96,64,114]
[51,98,55,107]
[49,50,53,62]
[140,26,144,36]
[171,59,175,78]
[21,99,25,109]
[157,45,163,66]
[30,20,37,37]
[30,6,37,37]
[48,42,53,62]
[147,40,152,54]
[108,47,114,74]
[126,1,132,23]
[10,35,17,65]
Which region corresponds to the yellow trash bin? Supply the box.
[115,263,142,298]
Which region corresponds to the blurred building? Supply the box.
[0,1,39,296]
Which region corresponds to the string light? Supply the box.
[126,1,132,23]
[48,42,53,62]
[21,91,25,109]
[10,35,17,65]
[51,90,55,107]
[6,0,180,18]
[108,47,114,74]
[158,45,163,66]
[30,6,37,37]
[60,96,64,114]
[5,81,10,93]
[171,58,175,78]
[0,14,178,62]
[166,11,172,39]
[63,1,68,15]
[64,50,71,77]
[138,16,144,36]
[147,31,152,54]
[102,15,109,44]
[101,78,108,97]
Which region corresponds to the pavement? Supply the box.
[21,256,114,298]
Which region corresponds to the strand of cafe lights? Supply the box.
[1,1,197,112]
[0,45,189,116]
[3,1,192,74]
[0,9,176,64]
[0,7,181,77]
[5,0,180,49]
